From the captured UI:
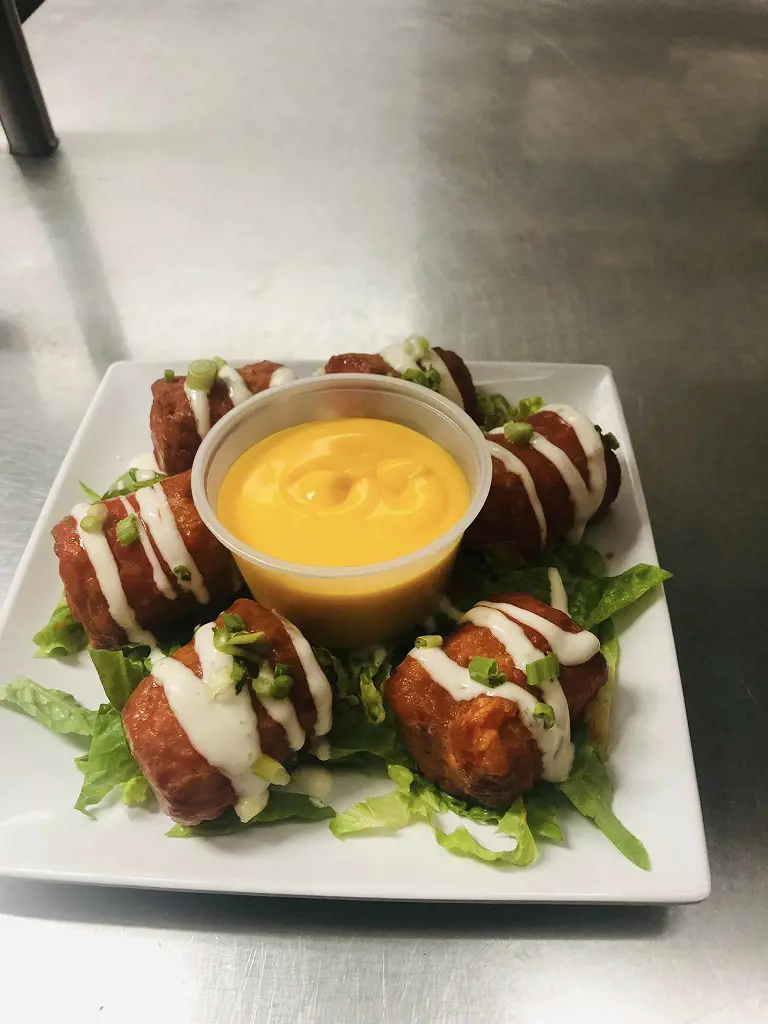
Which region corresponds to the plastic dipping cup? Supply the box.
[192,373,492,648]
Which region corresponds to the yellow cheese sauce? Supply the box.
[217,418,470,567]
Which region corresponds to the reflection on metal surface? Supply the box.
[1,0,767,1021]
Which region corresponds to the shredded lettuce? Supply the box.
[559,734,649,870]
[89,646,150,711]
[567,565,672,630]
[74,704,149,816]
[0,676,96,736]
[166,791,335,837]
[583,620,620,760]
[331,765,537,866]
[32,592,88,658]
[524,786,564,844]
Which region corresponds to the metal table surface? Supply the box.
[1,1,766,1021]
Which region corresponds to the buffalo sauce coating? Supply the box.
[385,594,607,807]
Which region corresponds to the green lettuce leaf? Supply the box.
[0,676,95,737]
[167,791,335,837]
[32,593,87,658]
[331,765,538,866]
[89,646,150,711]
[434,798,536,867]
[525,787,564,843]
[583,619,620,760]
[559,735,649,870]
[120,775,153,806]
[568,565,672,630]
[74,705,148,815]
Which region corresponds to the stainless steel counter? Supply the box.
[1,1,766,1021]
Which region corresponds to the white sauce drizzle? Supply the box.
[255,663,306,751]
[547,568,569,614]
[485,439,547,546]
[489,404,608,542]
[118,497,175,600]
[128,452,161,474]
[275,613,333,736]
[133,484,210,604]
[379,341,464,409]
[269,365,297,388]
[311,738,331,761]
[152,624,269,821]
[216,363,252,406]
[411,646,572,782]
[287,766,334,802]
[184,382,211,440]
[421,349,464,408]
[379,341,421,374]
[476,600,600,666]
[71,502,157,647]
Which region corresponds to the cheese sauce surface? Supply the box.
[217,418,470,567]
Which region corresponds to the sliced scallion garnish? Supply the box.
[251,754,290,786]
[414,634,443,648]
[116,513,139,547]
[252,662,294,700]
[402,366,441,392]
[79,502,108,534]
[525,652,560,686]
[533,701,556,729]
[604,431,620,451]
[186,358,219,392]
[503,421,534,444]
[173,564,192,582]
[221,611,246,633]
[467,656,507,687]
[163,369,175,382]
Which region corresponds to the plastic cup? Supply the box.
[192,373,491,648]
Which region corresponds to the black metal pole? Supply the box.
[0,0,58,157]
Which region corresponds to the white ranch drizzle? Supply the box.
[379,340,464,409]
[527,432,593,541]
[275,613,333,736]
[216,363,252,406]
[118,497,175,600]
[152,624,269,821]
[475,600,599,666]
[287,766,334,802]
[485,439,547,546]
[420,348,464,408]
[542,404,607,505]
[256,663,306,751]
[547,567,569,615]
[411,646,572,782]
[133,484,210,604]
[269,365,297,387]
[184,381,211,439]
[128,452,161,474]
[71,502,156,647]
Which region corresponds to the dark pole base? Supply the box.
[0,0,58,157]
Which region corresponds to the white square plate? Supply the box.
[0,361,709,902]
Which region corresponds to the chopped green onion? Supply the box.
[468,656,507,687]
[402,366,441,392]
[516,396,544,419]
[212,625,267,662]
[101,468,167,501]
[251,754,290,786]
[525,652,560,686]
[414,634,443,648]
[252,662,294,700]
[226,630,268,647]
[221,611,246,633]
[79,480,102,503]
[116,513,139,547]
[163,369,175,382]
[173,565,192,582]
[604,431,620,451]
[533,702,556,729]
[79,502,108,534]
[185,358,219,392]
[232,662,248,693]
[405,335,430,359]
[503,421,534,444]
